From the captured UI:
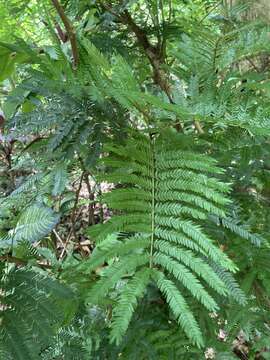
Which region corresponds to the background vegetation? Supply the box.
[0,0,270,358]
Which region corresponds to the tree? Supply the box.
[0,0,270,358]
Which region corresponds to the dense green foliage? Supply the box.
[0,0,270,358]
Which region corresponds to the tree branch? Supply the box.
[99,3,168,91]
[99,2,183,130]
[51,0,79,69]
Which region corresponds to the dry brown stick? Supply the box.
[70,171,84,240]
[53,229,65,249]
[83,173,95,226]
[77,156,96,226]
[61,206,84,259]
[59,173,84,260]
[51,0,79,69]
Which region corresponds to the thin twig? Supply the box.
[59,170,85,260]
[53,229,65,248]
[70,171,84,240]
[78,156,96,225]
[83,173,95,225]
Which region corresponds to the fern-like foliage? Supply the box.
[93,293,204,360]
[0,266,77,359]
[0,204,59,247]
[83,131,251,348]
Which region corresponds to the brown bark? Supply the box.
[100,2,183,130]
[51,0,79,69]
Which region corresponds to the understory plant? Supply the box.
[0,0,270,359]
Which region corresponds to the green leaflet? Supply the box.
[84,132,257,347]
[0,268,77,359]
[8,205,59,244]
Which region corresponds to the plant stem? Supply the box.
[51,0,79,69]
[149,134,156,268]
